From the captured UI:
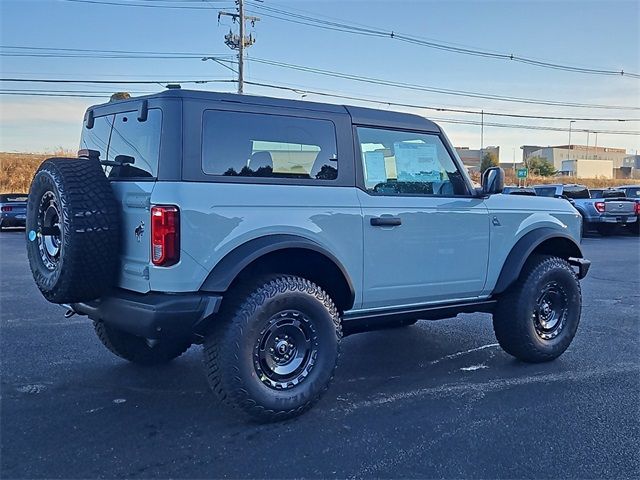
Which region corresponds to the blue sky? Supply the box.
[1,0,638,160]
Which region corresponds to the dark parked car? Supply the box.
[0,193,28,230]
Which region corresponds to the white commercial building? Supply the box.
[561,159,614,179]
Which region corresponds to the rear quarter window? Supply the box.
[201,111,338,181]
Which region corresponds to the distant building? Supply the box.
[521,145,544,162]
[523,144,629,178]
[621,155,640,179]
[501,161,525,172]
[560,159,614,179]
[455,146,500,171]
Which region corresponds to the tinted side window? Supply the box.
[80,114,113,162]
[356,127,467,196]
[625,188,640,198]
[106,109,162,179]
[534,187,557,197]
[202,111,338,180]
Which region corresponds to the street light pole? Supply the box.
[568,120,575,177]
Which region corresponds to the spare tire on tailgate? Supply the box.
[26,157,120,304]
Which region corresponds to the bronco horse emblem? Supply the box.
[134,221,145,242]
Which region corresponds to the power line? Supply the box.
[240,81,639,122]
[4,71,637,121]
[242,57,640,112]
[246,2,640,79]
[3,85,637,136]
[244,81,639,135]
[57,0,639,79]
[60,0,229,9]
[2,46,637,111]
[0,77,233,85]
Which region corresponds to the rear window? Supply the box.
[534,187,557,197]
[80,109,162,179]
[590,189,603,198]
[601,190,626,199]
[202,111,338,181]
[0,194,27,203]
[563,186,590,199]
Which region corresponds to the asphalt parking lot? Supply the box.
[1,229,638,479]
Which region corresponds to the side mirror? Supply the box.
[481,167,505,195]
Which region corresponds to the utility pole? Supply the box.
[480,109,484,172]
[219,0,259,94]
[568,120,575,177]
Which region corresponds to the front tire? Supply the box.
[493,255,581,363]
[203,275,342,422]
[94,322,191,365]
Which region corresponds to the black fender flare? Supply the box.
[199,234,356,306]
[493,227,584,295]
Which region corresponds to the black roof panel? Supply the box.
[88,89,441,131]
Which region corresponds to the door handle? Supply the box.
[370,216,402,227]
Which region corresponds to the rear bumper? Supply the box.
[590,215,637,224]
[0,214,26,227]
[71,289,223,339]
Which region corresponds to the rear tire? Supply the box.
[493,255,581,363]
[94,322,191,365]
[26,157,120,303]
[203,275,341,422]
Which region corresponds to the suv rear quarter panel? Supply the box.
[149,182,363,305]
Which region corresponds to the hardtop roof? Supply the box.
[88,89,441,132]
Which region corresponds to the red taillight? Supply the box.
[1,206,12,212]
[151,205,180,267]
[636,202,640,215]
[595,201,605,213]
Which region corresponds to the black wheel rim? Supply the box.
[37,191,62,271]
[533,281,568,340]
[253,310,318,390]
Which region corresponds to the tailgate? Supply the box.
[604,199,635,215]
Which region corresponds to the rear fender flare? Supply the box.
[199,234,355,307]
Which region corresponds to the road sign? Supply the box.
[517,168,528,179]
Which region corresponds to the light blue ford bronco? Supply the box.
[26,89,590,422]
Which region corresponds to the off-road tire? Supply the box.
[203,275,342,422]
[493,255,581,363]
[26,157,120,303]
[94,322,191,365]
